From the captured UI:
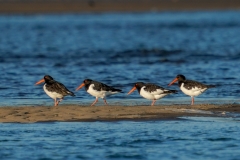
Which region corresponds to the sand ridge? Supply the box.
[0,104,239,123]
[0,0,240,13]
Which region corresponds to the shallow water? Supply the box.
[0,117,240,160]
[0,11,240,106]
[1,11,240,160]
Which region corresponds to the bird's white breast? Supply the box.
[140,87,167,100]
[43,84,63,99]
[87,84,103,98]
[87,84,119,99]
[180,83,207,97]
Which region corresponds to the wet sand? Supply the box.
[0,0,240,14]
[0,104,239,123]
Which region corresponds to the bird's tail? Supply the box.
[112,89,122,92]
[207,85,216,88]
[68,91,75,96]
[164,90,178,94]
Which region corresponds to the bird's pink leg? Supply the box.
[191,97,194,105]
[56,98,63,106]
[151,100,156,106]
[103,98,108,105]
[54,99,57,106]
[91,97,98,106]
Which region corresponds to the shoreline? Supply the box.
[0,0,240,14]
[0,104,239,123]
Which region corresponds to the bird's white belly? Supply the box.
[180,83,207,97]
[140,88,166,100]
[154,94,168,100]
[87,85,106,99]
[44,85,63,99]
[87,84,119,98]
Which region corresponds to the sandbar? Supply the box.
[0,104,239,123]
[0,0,240,14]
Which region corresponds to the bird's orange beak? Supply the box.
[168,78,178,86]
[127,86,137,95]
[35,79,45,85]
[76,83,85,91]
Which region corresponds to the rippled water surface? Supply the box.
[0,117,240,160]
[0,11,240,106]
[0,11,240,160]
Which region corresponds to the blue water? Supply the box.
[0,117,240,160]
[0,11,240,106]
[0,11,240,160]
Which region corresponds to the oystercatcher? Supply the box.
[76,79,122,106]
[168,74,215,105]
[128,82,177,106]
[35,75,75,106]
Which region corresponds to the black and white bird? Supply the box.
[168,74,215,105]
[128,82,177,106]
[35,75,75,106]
[76,79,122,106]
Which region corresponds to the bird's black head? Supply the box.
[168,74,186,86]
[83,79,93,85]
[44,75,54,82]
[76,79,93,91]
[35,75,54,86]
[176,74,186,81]
[134,82,146,93]
[134,82,145,89]
[128,82,145,95]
